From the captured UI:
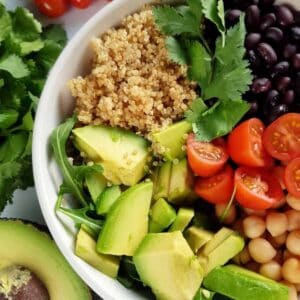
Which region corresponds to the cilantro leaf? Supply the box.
[187,0,203,20]
[165,36,187,65]
[0,5,11,42]
[42,24,67,47]
[185,98,208,123]
[193,99,250,141]
[0,108,18,129]
[0,54,29,78]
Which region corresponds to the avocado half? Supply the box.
[0,219,91,300]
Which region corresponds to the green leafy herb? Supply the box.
[219,185,237,223]
[185,98,208,123]
[165,37,187,65]
[0,54,29,78]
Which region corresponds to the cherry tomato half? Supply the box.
[273,165,286,190]
[234,166,284,210]
[35,0,69,18]
[187,134,229,177]
[285,158,300,198]
[263,113,300,161]
[228,118,274,168]
[194,165,234,204]
[70,0,92,9]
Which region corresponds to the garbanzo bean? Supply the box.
[259,260,282,281]
[266,212,288,237]
[243,216,266,239]
[248,238,276,263]
[282,258,300,284]
[286,230,300,256]
[285,210,300,231]
[286,194,300,211]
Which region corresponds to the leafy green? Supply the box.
[185,98,208,123]
[165,37,188,65]
[0,3,67,212]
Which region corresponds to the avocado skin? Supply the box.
[0,219,91,300]
[203,265,289,300]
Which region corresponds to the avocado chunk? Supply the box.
[169,207,194,232]
[153,161,172,201]
[203,265,289,300]
[168,158,194,205]
[75,227,120,278]
[97,181,153,256]
[85,173,106,203]
[73,125,150,186]
[133,231,203,300]
[149,198,176,233]
[96,185,121,215]
[0,220,90,300]
[151,120,192,161]
[184,227,213,253]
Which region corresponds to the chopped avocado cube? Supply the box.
[73,125,150,186]
[153,161,172,201]
[203,265,289,300]
[86,173,106,203]
[199,233,244,275]
[97,181,153,256]
[96,185,121,215]
[184,227,213,253]
[169,158,194,205]
[75,227,120,278]
[169,208,194,232]
[151,120,192,161]
[133,231,203,300]
[149,198,176,233]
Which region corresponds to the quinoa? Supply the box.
[69,8,196,134]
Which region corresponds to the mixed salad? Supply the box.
[51,0,300,299]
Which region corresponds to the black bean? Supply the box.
[295,73,300,95]
[276,6,294,27]
[245,33,262,49]
[246,5,261,30]
[270,61,290,78]
[257,43,278,65]
[247,50,262,69]
[268,104,289,123]
[290,26,300,41]
[264,27,283,43]
[259,13,276,31]
[283,44,297,59]
[251,78,272,93]
[266,90,280,104]
[248,101,259,114]
[292,54,300,71]
[282,90,295,105]
[276,76,291,92]
[260,0,275,7]
[226,9,242,26]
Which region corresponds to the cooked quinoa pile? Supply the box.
[69,8,196,134]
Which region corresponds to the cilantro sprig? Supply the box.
[0,4,67,212]
[153,0,253,142]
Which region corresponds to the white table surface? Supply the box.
[1,0,108,224]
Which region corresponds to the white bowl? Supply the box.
[33,0,300,299]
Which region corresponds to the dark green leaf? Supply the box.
[165,36,187,65]
[0,54,29,78]
[185,98,208,123]
[0,5,11,42]
[0,108,18,129]
[42,24,67,47]
[187,0,203,20]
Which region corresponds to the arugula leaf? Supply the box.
[185,98,207,123]
[193,99,250,141]
[165,36,187,65]
[0,54,29,79]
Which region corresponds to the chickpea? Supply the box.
[285,210,300,231]
[266,212,288,237]
[282,258,300,284]
[286,230,300,256]
[268,232,287,248]
[280,281,298,300]
[243,216,266,239]
[215,204,236,225]
[248,238,277,264]
[259,260,282,281]
[286,194,300,211]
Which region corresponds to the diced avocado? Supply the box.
[86,173,106,203]
[193,288,215,300]
[75,227,120,278]
[184,227,213,253]
[153,161,172,201]
[133,231,203,300]
[199,233,244,275]
[169,208,194,232]
[151,120,192,161]
[73,125,150,186]
[97,181,153,256]
[96,185,121,215]
[168,158,194,205]
[203,265,289,300]
[149,198,176,233]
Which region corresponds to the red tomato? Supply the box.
[194,165,234,204]
[273,165,286,190]
[263,113,300,161]
[285,158,300,198]
[228,118,274,168]
[35,0,69,18]
[70,0,92,9]
[187,134,229,177]
[234,167,284,210]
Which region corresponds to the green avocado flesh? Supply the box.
[153,162,172,201]
[203,265,289,300]
[133,231,203,300]
[75,227,120,278]
[0,220,90,300]
[151,120,192,161]
[73,125,150,186]
[169,207,194,232]
[97,181,153,256]
[96,185,121,215]
[85,173,107,203]
[184,227,213,253]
